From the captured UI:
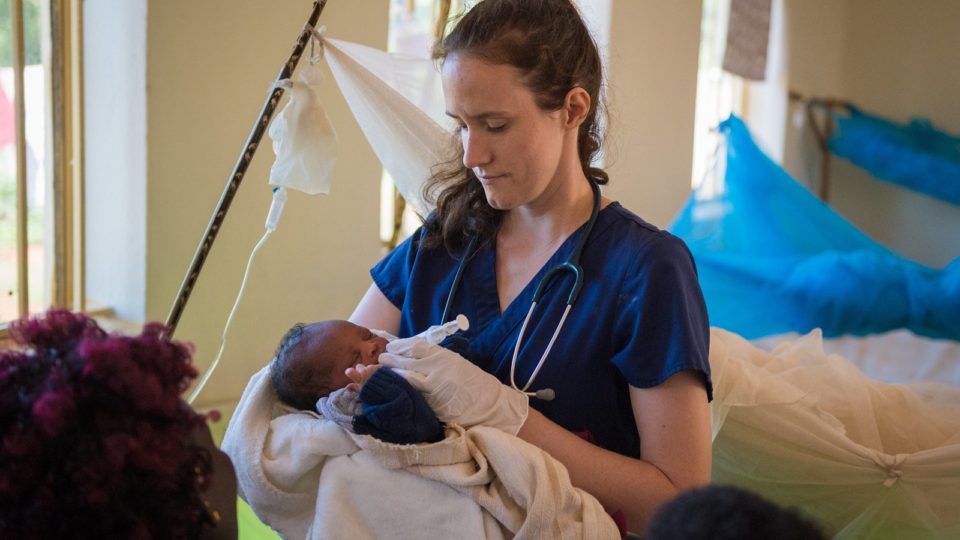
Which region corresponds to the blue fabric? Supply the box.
[669,115,960,340]
[353,368,444,444]
[829,107,960,205]
[372,203,711,458]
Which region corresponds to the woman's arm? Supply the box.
[517,370,711,533]
[349,283,401,336]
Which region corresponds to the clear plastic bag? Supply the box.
[268,60,337,195]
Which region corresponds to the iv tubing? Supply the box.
[187,227,273,405]
[165,0,328,336]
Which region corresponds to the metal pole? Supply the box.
[165,0,328,336]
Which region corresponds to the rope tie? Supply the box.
[273,24,327,92]
[307,24,327,64]
[876,453,908,487]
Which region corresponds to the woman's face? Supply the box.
[442,53,571,211]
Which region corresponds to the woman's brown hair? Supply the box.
[422,0,608,253]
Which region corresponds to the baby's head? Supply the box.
[270,320,388,410]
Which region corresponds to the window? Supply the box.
[381,0,440,249]
[381,0,478,249]
[692,0,787,198]
[0,0,83,328]
[691,0,745,197]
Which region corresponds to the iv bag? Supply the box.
[268,61,337,195]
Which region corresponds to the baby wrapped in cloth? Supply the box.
[221,325,620,540]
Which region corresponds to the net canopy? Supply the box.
[323,37,452,218]
[669,115,960,340]
[830,106,960,206]
[710,327,960,540]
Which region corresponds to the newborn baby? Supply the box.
[270,320,388,411]
[269,320,445,445]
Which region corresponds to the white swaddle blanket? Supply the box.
[221,365,619,540]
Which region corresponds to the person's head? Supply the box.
[270,320,388,410]
[645,485,826,540]
[423,0,607,251]
[0,309,237,539]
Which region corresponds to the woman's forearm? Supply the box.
[517,408,705,533]
[350,284,401,335]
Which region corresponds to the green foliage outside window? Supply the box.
[0,0,43,67]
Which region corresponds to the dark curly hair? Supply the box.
[422,0,608,253]
[0,310,218,539]
[646,485,826,540]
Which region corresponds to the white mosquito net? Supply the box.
[323,38,452,217]
[711,328,960,539]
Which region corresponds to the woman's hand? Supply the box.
[378,331,529,435]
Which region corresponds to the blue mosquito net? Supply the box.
[829,106,960,205]
[669,115,960,340]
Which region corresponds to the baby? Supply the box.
[270,320,389,411]
[269,319,448,445]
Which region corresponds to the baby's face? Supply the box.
[305,321,388,391]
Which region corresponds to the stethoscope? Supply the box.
[440,180,602,401]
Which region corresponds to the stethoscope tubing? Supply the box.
[442,180,602,400]
[441,235,479,325]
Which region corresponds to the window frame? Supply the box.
[0,0,84,336]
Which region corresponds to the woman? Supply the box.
[351,0,712,531]
[0,310,237,539]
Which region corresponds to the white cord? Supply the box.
[187,228,273,405]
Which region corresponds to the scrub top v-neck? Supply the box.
[371,202,711,458]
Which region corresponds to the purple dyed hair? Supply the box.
[0,310,216,538]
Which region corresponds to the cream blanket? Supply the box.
[221,366,619,540]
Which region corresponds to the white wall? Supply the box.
[743,0,787,163]
[84,0,147,322]
[145,1,388,407]
[782,0,960,268]
[605,1,702,227]
[780,0,846,190]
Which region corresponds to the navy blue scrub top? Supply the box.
[371,202,711,458]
